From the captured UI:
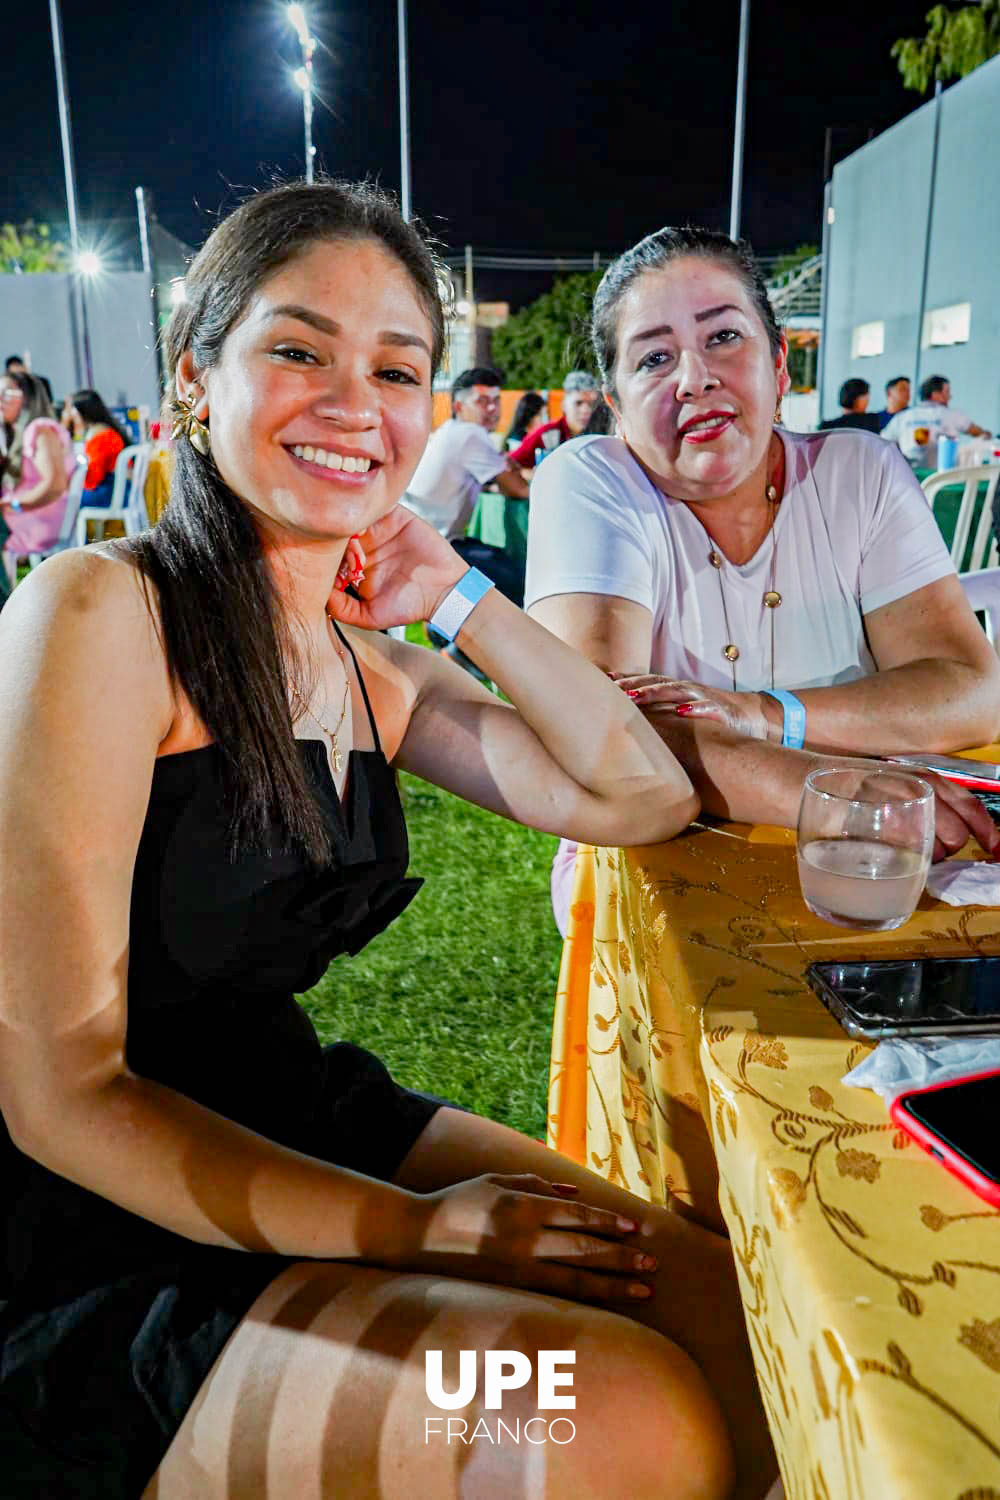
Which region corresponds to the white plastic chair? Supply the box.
[28,454,88,568]
[959,566,1000,650]
[922,464,1000,572]
[75,442,152,546]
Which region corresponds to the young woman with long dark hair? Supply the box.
[505,389,547,447]
[0,182,774,1500]
[63,387,131,505]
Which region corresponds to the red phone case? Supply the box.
[890,1066,1000,1208]
[885,756,1000,793]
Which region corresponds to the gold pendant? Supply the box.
[331,737,343,775]
[763,590,782,608]
[709,550,723,569]
[723,644,740,662]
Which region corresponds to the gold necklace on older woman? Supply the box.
[706,481,782,692]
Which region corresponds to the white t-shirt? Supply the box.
[524,428,955,691]
[404,418,506,539]
[882,401,973,469]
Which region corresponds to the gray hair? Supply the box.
[562,369,599,393]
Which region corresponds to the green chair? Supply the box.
[922,465,1000,573]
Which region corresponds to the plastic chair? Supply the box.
[75,443,152,546]
[959,566,1000,650]
[921,464,1000,572]
[27,454,88,568]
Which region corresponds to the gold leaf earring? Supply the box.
[170,391,211,456]
[773,396,783,426]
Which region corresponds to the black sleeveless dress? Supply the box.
[0,630,439,1497]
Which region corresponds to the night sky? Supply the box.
[11,1,933,304]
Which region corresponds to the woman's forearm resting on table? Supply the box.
[785,657,1000,758]
[646,714,826,825]
[643,712,1000,858]
[458,588,699,841]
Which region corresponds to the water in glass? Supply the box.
[796,768,934,931]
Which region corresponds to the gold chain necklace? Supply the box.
[289,613,350,774]
[707,482,782,691]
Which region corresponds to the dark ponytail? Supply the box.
[124,178,447,862]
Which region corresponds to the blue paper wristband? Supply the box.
[761,689,807,750]
[428,566,495,642]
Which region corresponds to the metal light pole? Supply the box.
[728,0,751,240]
[48,0,92,385]
[914,80,944,396]
[397,0,411,219]
[136,185,165,395]
[288,4,316,183]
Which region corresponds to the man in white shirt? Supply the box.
[882,374,991,468]
[404,366,528,539]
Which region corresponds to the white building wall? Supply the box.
[0,270,161,413]
[821,54,999,430]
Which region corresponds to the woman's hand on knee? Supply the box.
[398,1172,659,1305]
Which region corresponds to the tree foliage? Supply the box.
[772,243,819,280]
[0,221,70,274]
[892,1,999,91]
[491,271,602,388]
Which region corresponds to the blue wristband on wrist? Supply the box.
[761,689,807,750]
[428,567,495,642]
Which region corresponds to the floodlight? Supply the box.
[77,250,102,276]
[287,4,308,45]
[293,66,310,92]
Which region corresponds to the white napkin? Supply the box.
[925,860,1000,906]
[843,1035,1000,1102]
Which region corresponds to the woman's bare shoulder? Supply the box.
[2,545,155,631]
[0,548,175,733]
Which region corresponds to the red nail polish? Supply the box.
[626,690,641,699]
[674,703,694,716]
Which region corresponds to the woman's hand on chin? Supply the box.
[325,504,468,631]
[611,673,773,741]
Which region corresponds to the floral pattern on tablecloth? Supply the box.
[548,831,1000,1500]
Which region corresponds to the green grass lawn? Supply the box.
[300,764,563,1141]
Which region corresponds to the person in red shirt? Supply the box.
[508,368,599,467]
[62,389,130,506]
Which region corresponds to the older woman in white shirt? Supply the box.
[525,225,1000,930]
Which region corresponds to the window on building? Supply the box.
[850,321,884,358]
[922,302,971,347]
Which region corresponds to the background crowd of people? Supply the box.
[820,369,991,463]
[0,360,133,593]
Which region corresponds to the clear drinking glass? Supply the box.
[796,768,935,931]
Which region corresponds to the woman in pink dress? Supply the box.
[1,372,75,586]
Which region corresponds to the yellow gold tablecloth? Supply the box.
[549,802,1000,1498]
